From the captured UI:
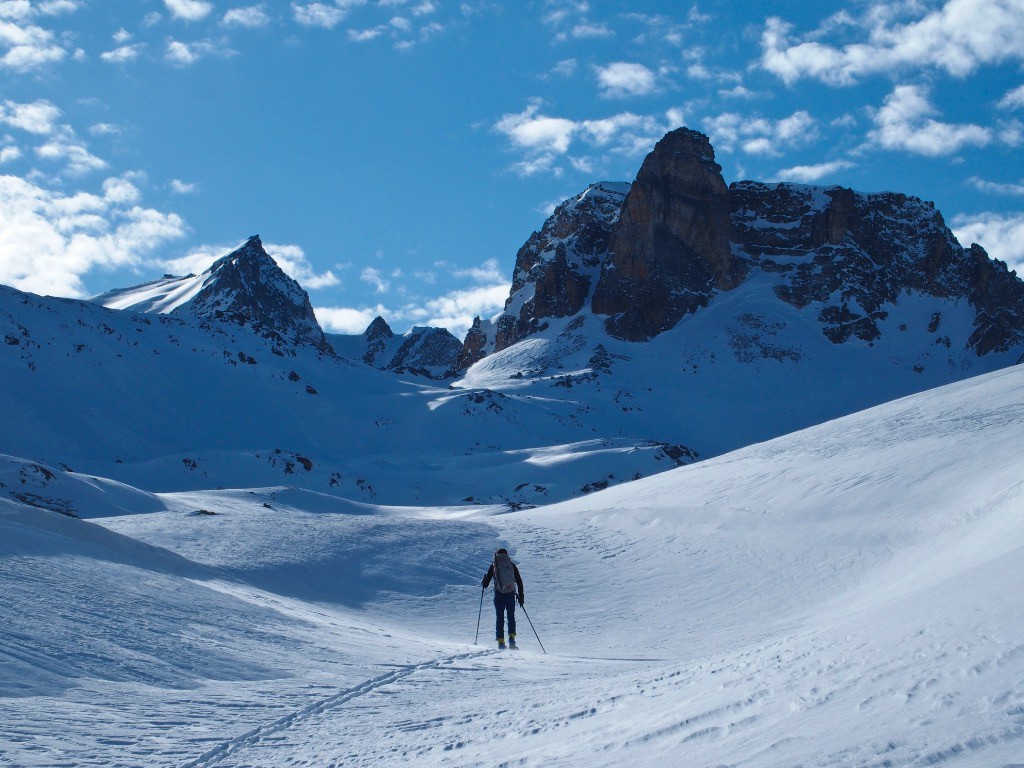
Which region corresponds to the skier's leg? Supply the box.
[494,592,503,640]
[508,598,517,639]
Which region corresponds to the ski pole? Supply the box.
[474,587,484,644]
[520,604,546,654]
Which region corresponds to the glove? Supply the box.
[481,579,487,588]
[517,593,524,608]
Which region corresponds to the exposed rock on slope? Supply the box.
[497,182,630,351]
[357,316,462,379]
[456,182,629,369]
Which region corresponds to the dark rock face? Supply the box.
[184,235,334,355]
[362,315,394,365]
[496,182,630,352]
[457,317,489,371]
[592,128,743,341]
[731,183,1024,352]
[386,326,463,378]
[361,317,462,379]
[964,244,1024,356]
[454,183,628,370]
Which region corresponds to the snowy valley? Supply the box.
[3,364,1024,766]
[3,127,1024,766]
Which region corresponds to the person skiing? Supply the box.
[481,548,524,650]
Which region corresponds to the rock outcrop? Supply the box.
[459,126,1024,365]
[495,182,630,351]
[360,316,462,379]
[93,234,334,356]
[185,236,334,355]
[592,128,743,341]
[362,316,395,365]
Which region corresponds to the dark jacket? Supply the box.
[482,562,524,599]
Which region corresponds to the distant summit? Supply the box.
[94,235,334,356]
[343,316,462,379]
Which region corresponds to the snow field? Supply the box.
[3,365,1024,765]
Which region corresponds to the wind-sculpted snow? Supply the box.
[3,365,1024,765]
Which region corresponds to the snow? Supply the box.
[3,364,1024,765]
[92,272,209,315]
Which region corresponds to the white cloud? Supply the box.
[165,38,232,66]
[316,255,509,336]
[952,212,1024,274]
[0,145,21,162]
[349,25,386,41]
[222,6,271,27]
[452,258,503,284]
[867,84,991,156]
[998,84,1024,111]
[0,173,186,297]
[170,178,198,194]
[89,122,120,136]
[35,132,107,175]
[719,85,756,99]
[761,0,1024,86]
[361,266,390,293]
[0,0,81,20]
[165,39,200,65]
[547,58,576,78]
[265,242,340,289]
[702,110,818,156]
[314,305,386,334]
[101,175,142,205]
[567,22,612,39]
[494,103,685,177]
[415,282,508,334]
[774,159,855,183]
[966,176,1024,196]
[595,61,657,98]
[495,103,577,155]
[112,27,132,43]
[0,99,61,134]
[0,18,66,71]
[39,1,82,12]
[292,1,365,28]
[100,44,143,63]
[163,0,213,22]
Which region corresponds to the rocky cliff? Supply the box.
[460,127,1024,363]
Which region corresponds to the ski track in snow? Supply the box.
[182,649,492,768]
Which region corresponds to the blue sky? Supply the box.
[1,0,1023,336]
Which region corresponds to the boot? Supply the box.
[497,636,506,650]
[508,634,518,649]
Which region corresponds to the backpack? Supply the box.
[493,550,516,594]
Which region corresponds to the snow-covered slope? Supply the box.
[2,364,1023,766]
[1,283,688,507]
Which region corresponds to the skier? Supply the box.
[481,548,524,650]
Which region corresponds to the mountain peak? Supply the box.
[188,237,333,355]
[459,124,1024,365]
[93,236,334,356]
